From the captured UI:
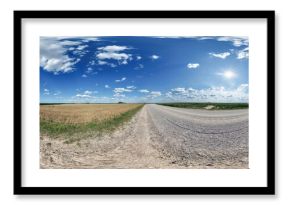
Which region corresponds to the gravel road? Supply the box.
[41,104,248,169]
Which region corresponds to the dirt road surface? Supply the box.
[41,104,248,169]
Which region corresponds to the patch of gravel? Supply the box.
[40,104,248,169]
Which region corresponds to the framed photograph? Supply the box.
[14,10,275,195]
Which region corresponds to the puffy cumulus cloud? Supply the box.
[136,56,142,60]
[40,39,78,74]
[97,52,132,64]
[146,91,162,99]
[97,45,133,65]
[74,90,97,99]
[40,37,94,74]
[115,77,126,83]
[209,52,231,59]
[165,85,248,102]
[150,55,160,60]
[236,47,249,59]
[139,89,150,93]
[216,36,249,47]
[81,74,88,78]
[98,45,129,52]
[187,63,200,69]
[114,87,132,93]
[105,85,110,88]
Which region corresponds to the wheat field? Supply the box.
[40,104,142,124]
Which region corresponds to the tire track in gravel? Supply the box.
[146,104,249,168]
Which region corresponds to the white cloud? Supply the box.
[136,56,142,60]
[98,45,129,52]
[195,36,214,40]
[55,36,100,42]
[76,45,88,50]
[40,37,102,75]
[80,37,100,42]
[59,40,82,46]
[195,36,248,47]
[74,89,98,99]
[114,87,132,93]
[81,74,87,78]
[139,89,150,93]
[236,47,249,59]
[44,89,50,95]
[165,85,248,102]
[216,36,249,47]
[89,60,96,66]
[147,91,162,99]
[187,63,200,69]
[97,45,132,65]
[97,52,132,64]
[115,77,126,83]
[98,60,117,68]
[113,93,126,98]
[40,37,85,74]
[171,87,187,94]
[127,85,136,89]
[98,60,107,65]
[105,85,110,88]
[150,55,160,60]
[209,52,231,59]
[84,90,92,95]
[85,67,93,74]
[75,94,92,98]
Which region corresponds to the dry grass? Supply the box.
[40,104,144,143]
[40,104,142,124]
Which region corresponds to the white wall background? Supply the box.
[0,0,287,204]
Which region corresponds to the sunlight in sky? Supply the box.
[224,70,236,79]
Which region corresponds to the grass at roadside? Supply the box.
[40,104,143,143]
[158,102,248,110]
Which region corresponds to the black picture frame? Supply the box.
[14,10,275,195]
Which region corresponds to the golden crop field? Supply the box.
[40,104,142,124]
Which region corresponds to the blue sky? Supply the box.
[40,36,249,103]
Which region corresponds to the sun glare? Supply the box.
[223,70,236,79]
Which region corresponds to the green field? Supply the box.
[158,102,248,110]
